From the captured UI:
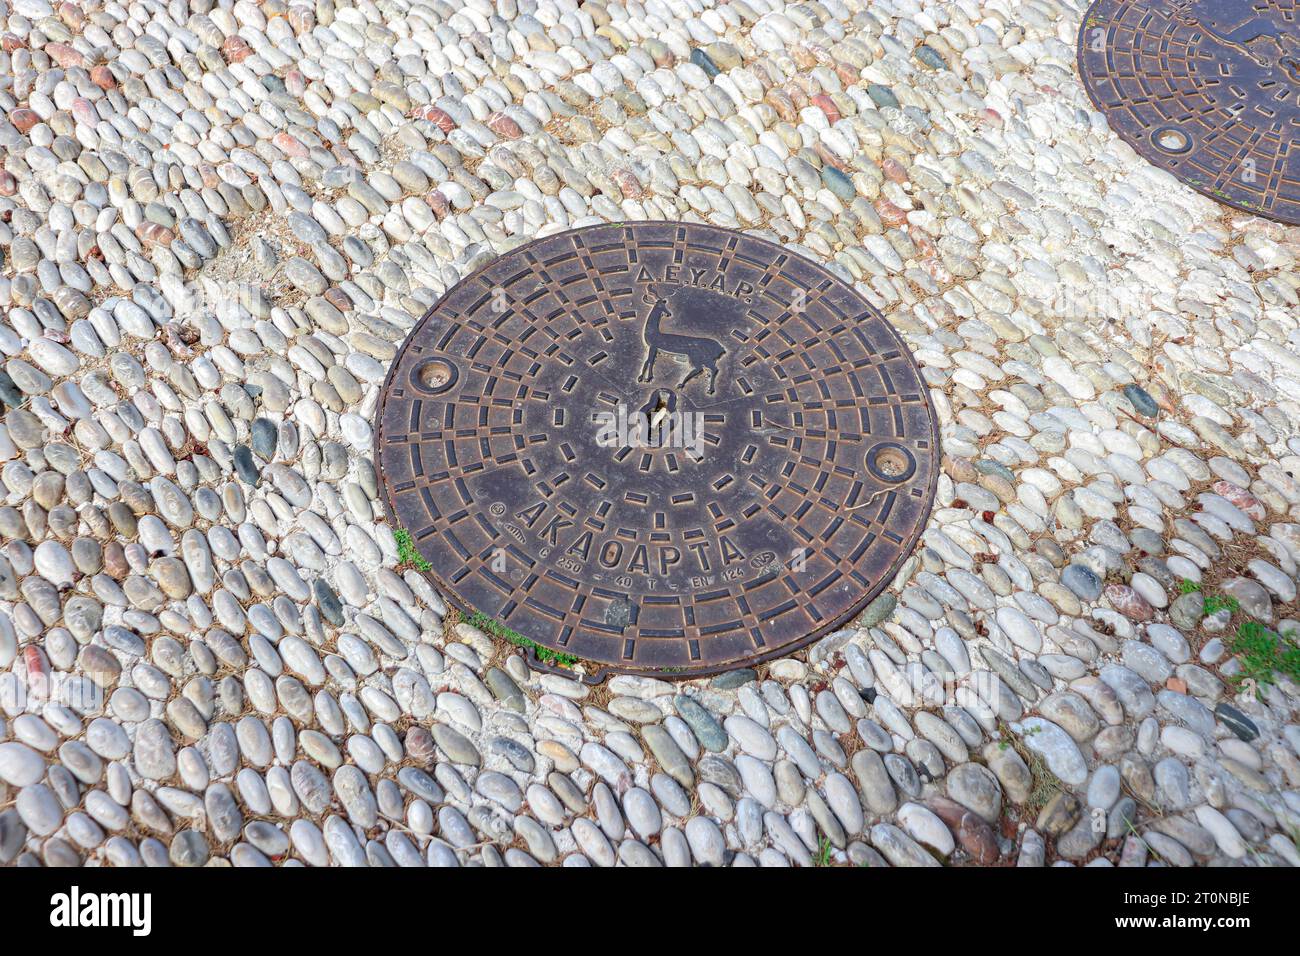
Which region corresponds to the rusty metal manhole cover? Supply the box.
[375,223,938,679]
[1078,0,1300,225]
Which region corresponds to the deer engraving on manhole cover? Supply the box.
[375,223,938,679]
[1079,0,1300,225]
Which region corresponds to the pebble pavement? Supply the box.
[1,0,1299,868]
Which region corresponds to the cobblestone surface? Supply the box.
[1,0,1299,867]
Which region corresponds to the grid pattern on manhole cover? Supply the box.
[375,223,938,679]
[1078,0,1300,226]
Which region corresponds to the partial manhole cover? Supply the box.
[1078,0,1300,225]
[375,223,938,679]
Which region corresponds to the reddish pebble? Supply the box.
[831,59,859,86]
[273,131,309,158]
[1104,583,1153,622]
[611,167,643,199]
[135,221,174,246]
[24,645,50,699]
[58,1,85,28]
[927,796,999,864]
[918,257,951,284]
[484,111,522,140]
[45,42,84,68]
[812,142,849,173]
[323,287,353,312]
[1212,480,1265,520]
[426,190,450,219]
[1166,677,1188,694]
[881,157,909,185]
[90,64,116,89]
[874,196,908,227]
[10,108,39,133]
[222,36,253,63]
[910,232,937,259]
[71,98,97,125]
[810,93,840,124]
[405,726,436,766]
[103,542,128,579]
[412,105,456,132]
[764,89,796,122]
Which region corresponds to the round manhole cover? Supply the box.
[1078,0,1300,225]
[375,223,938,679]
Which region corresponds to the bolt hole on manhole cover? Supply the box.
[375,223,939,679]
[1078,0,1300,225]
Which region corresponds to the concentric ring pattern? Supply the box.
[375,223,938,678]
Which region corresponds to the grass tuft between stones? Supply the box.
[1229,620,1300,696]
[463,608,579,670]
[814,835,833,866]
[393,527,431,572]
[998,723,1061,815]
[1201,593,1239,616]
[394,532,580,669]
[1177,579,1298,698]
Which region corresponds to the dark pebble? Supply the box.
[1214,702,1259,742]
[711,668,757,690]
[673,694,727,752]
[1060,563,1103,601]
[0,810,24,864]
[821,165,855,201]
[915,45,947,70]
[1123,384,1159,418]
[690,47,720,78]
[0,370,22,408]
[866,83,898,109]
[251,418,278,458]
[314,578,344,626]
[233,445,260,486]
[976,459,1016,484]
[1130,528,1166,556]
[1136,556,1175,588]
[490,736,535,773]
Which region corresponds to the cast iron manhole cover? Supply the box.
[1078,0,1300,225]
[375,222,938,679]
